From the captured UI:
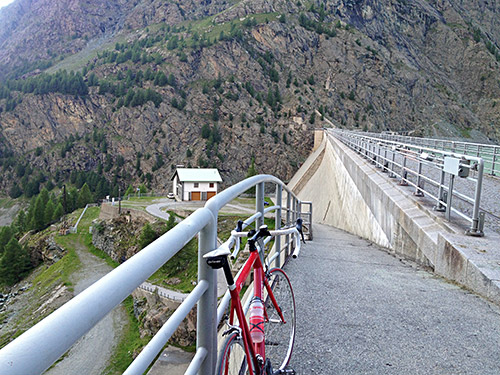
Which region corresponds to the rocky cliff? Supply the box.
[0,0,499,196]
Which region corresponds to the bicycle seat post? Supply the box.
[205,252,235,291]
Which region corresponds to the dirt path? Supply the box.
[44,237,127,375]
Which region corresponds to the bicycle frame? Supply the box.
[225,249,286,375]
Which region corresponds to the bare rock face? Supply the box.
[1,0,500,195]
[134,293,197,347]
[92,216,148,263]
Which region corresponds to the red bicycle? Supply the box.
[205,220,304,375]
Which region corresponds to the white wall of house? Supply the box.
[182,182,219,201]
[173,175,179,196]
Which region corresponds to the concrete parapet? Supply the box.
[436,232,500,303]
[289,130,500,305]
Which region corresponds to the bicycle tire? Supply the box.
[216,332,250,375]
[263,267,296,371]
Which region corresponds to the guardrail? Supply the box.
[138,282,187,302]
[69,203,99,233]
[362,131,500,176]
[0,175,311,375]
[330,129,485,236]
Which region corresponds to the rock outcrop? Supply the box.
[1,0,500,195]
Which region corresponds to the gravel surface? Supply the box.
[44,238,126,375]
[285,224,500,375]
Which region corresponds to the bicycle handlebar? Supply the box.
[226,220,304,260]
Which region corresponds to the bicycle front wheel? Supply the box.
[216,332,250,375]
[264,267,296,371]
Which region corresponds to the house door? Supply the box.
[191,192,201,201]
[207,192,216,200]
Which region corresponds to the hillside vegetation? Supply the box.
[0,0,499,199]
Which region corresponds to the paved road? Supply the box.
[145,199,258,217]
[285,224,500,375]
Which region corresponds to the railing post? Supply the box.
[467,160,485,237]
[286,192,291,258]
[434,170,446,212]
[275,184,282,268]
[308,203,313,240]
[445,175,455,222]
[390,148,396,178]
[399,155,408,186]
[197,214,218,375]
[414,160,424,196]
[256,182,265,230]
[493,147,498,176]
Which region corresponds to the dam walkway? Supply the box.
[286,223,500,375]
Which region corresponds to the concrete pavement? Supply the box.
[285,223,500,375]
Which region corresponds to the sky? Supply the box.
[0,0,15,9]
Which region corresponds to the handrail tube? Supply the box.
[337,130,483,163]
[0,207,214,375]
[185,347,208,375]
[264,205,280,214]
[354,130,499,175]
[123,280,209,375]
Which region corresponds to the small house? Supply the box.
[172,168,222,201]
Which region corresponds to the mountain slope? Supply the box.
[0,0,499,197]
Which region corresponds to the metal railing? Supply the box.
[0,175,311,375]
[362,131,500,176]
[330,129,485,236]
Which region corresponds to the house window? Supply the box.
[194,183,199,188]
[209,183,214,188]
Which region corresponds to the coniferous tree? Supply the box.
[53,203,64,222]
[39,187,50,206]
[33,195,46,231]
[0,238,31,285]
[67,187,79,213]
[0,226,13,254]
[77,183,93,208]
[138,223,158,249]
[15,210,27,233]
[44,199,55,226]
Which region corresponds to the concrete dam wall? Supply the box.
[289,130,500,304]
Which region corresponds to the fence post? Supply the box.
[434,170,446,212]
[467,160,485,237]
[493,147,498,176]
[309,203,313,240]
[390,148,396,178]
[197,214,218,375]
[256,182,265,230]
[275,184,282,268]
[445,175,455,222]
[399,155,408,186]
[414,160,424,196]
[286,191,291,258]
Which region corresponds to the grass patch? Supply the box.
[32,239,80,294]
[460,127,472,138]
[103,296,151,375]
[148,238,198,293]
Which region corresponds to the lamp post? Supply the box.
[118,187,121,215]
